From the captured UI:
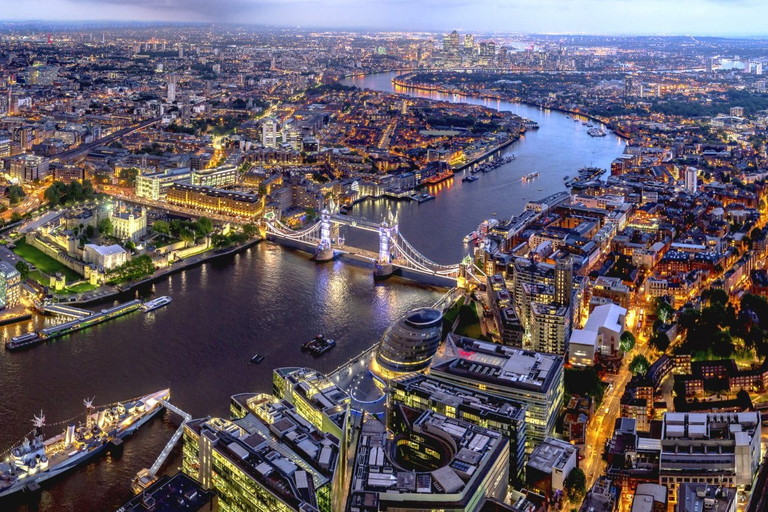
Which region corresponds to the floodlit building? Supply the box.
[191,165,239,188]
[430,334,564,451]
[372,307,443,380]
[83,243,128,270]
[110,203,147,242]
[135,167,192,200]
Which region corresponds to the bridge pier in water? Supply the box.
[374,212,397,280]
[314,206,335,262]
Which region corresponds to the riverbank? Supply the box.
[69,238,261,306]
[391,74,630,141]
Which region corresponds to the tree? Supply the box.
[196,217,213,237]
[242,223,258,238]
[629,354,651,376]
[650,332,670,353]
[709,288,729,307]
[15,261,29,279]
[179,228,195,245]
[713,331,734,359]
[655,297,674,324]
[679,308,701,331]
[99,217,113,237]
[153,220,170,235]
[124,240,136,251]
[564,468,586,502]
[11,211,22,223]
[619,331,636,353]
[85,225,95,238]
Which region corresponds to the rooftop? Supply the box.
[526,437,577,474]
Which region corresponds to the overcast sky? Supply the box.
[1,0,766,36]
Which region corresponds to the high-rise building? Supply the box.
[261,117,279,148]
[463,34,474,55]
[554,255,573,306]
[430,334,564,451]
[530,302,571,355]
[443,30,461,66]
[0,131,10,158]
[685,166,698,195]
[167,74,177,103]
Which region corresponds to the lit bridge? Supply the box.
[262,205,484,284]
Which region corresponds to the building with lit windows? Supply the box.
[262,117,279,148]
[271,367,350,446]
[0,261,21,309]
[135,167,191,200]
[372,307,443,380]
[389,373,527,485]
[8,154,49,183]
[166,184,262,218]
[347,404,509,512]
[191,165,239,188]
[530,302,571,356]
[185,394,339,512]
[430,334,564,451]
[525,437,578,499]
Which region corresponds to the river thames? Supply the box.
[1,72,624,511]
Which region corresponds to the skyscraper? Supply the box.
[166,74,177,103]
[443,30,461,66]
[463,33,474,55]
[261,117,279,148]
[685,166,698,194]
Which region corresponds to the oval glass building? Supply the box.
[372,307,443,380]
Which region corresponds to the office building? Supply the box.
[347,404,509,512]
[8,154,49,183]
[110,203,147,242]
[135,167,192,200]
[167,184,263,218]
[525,437,578,499]
[389,373,527,484]
[185,394,339,512]
[271,367,350,445]
[191,165,239,188]
[0,131,10,158]
[430,334,564,451]
[487,274,524,347]
[372,307,442,380]
[0,261,21,309]
[659,412,761,506]
[631,483,667,512]
[262,117,279,148]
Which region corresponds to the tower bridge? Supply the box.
[262,204,483,285]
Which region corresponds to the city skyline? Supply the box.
[1,0,768,37]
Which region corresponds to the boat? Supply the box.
[0,389,169,498]
[522,172,540,182]
[587,127,607,137]
[301,335,337,357]
[464,231,479,243]
[462,175,478,183]
[250,354,265,364]
[142,296,172,313]
[563,175,569,180]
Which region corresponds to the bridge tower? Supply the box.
[314,205,334,262]
[374,209,398,279]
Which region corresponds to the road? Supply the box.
[582,321,653,492]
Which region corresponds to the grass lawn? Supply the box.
[12,239,82,282]
[63,282,98,294]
